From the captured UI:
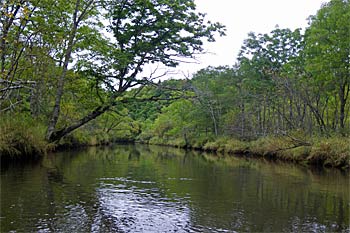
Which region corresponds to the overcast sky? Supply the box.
[160,0,329,79]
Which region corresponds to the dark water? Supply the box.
[1,144,349,232]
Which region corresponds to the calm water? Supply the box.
[1,144,349,232]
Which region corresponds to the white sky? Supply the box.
[158,0,329,79]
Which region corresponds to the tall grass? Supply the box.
[308,137,350,168]
[147,134,349,169]
[0,114,47,159]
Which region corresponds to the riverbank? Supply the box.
[1,117,349,169]
[0,116,115,161]
[0,116,47,161]
[143,136,350,170]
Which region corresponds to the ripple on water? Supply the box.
[99,177,156,184]
[95,180,192,232]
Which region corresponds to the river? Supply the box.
[1,144,349,232]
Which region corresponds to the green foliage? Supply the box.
[304,0,350,130]
[106,0,225,67]
[305,0,350,79]
[150,99,195,142]
[191,66,237,136]
[0,114,47,158]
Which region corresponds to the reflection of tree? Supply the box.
[1,144,349,232]
[128,146,140,161]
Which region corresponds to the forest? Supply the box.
[0,0,349,168]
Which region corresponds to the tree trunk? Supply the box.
[339,81,348,131]
[240,101,245,138]
[46,0,81,140]
[48,104,111,142]
[209,105,218,137]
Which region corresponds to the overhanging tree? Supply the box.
[46,0,225,142]
[45,0,100,141]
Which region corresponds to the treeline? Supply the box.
[131,0,350,168]
[0,0,349,167]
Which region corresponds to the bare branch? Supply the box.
[0,100,23,112]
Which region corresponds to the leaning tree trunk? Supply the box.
[48,104,111,142]
[46,0,95,141]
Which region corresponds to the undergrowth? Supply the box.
[0,115,47,159]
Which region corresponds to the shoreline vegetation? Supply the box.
[142,136,350,170]
[1,118,348,170]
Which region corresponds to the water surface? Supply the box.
[1,144,349,232]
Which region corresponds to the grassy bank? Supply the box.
[143,136,350,170]
[0,116,48,160]
[1,115,348,170]
[0,115,126,160]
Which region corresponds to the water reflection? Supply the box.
[96,182,191,232]
[0,144,349,232]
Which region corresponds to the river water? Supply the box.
[1,144,349,232]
